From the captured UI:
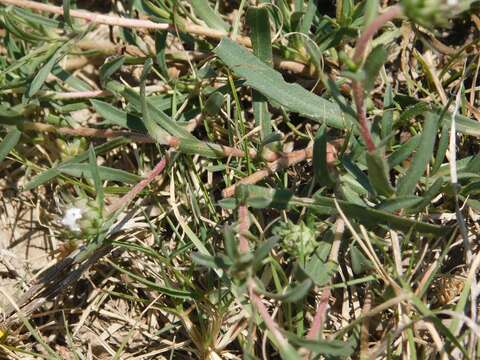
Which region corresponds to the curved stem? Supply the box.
[353,5,403,64]
[352,5,403,152]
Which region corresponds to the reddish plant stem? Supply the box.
[306,288,331,340]
[0,0,251,46]
[21,121,260,159]
[222,142,338,198]
[248,280,289,350]
[238,205,250,253]
[352,81,376,152]
[353,5,403,64]
[107,157,167,214]
[351,5,403,153]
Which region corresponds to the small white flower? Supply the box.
[61,207,83,232]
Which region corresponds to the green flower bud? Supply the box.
[273,220,318,258]
[56,138,87,161]
[401,0,474,28]
[61,198,104,237]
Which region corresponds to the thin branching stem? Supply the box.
[0,0,252,46]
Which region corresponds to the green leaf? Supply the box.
[397,113,439,196]
[351,244,374,275]
[138,58,173,145]
[363,45,387,92]
[192,253,230,270]
[109,262,195,299]
[366,151,394,197]
[300,243,338,286]
[407,177,444,213]
[246,6,273,139]
[253,236,280,267]
[62,0,75,29]
[154,31,168,77]
[299,0,317,34]
[91,99,147,133]
[123,86,194,142]
[100,56,125,84]
[223,225,238,259]
[260,279,313,303]
[375,196,422,212]
[313,124,335,187]
[0,127,21,162]
[190,0,229,31]
[287,333,355,357]
[59,164,141,183]
[23,138,129,191]
[363,0,379,27]
[246,7,273,65]
[214,38,347,129]
[26,44,65,98]
[88,144,104,209]
[203,91,224,116]
[239,185,448,235]
[387,134,421,168]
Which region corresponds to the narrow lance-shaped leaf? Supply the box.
[246,6,273,139]
[139,59,173,145]
[0,128,21,163]
[91,99,147,133]
[397,112,439,196]
[23,138,129,191]
[230,185,448,235]
[313,124,335,187]
[190,0,229,31]
[100,56,125,85]
[26,44,65,98]
[362,45,388,92]
[214,38,347,129]
[88,145,104,211]
[366,150,395,197]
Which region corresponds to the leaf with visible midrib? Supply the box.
[214,38,347,129]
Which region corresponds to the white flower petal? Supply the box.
[62,207,83,232]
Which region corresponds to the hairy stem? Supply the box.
[352,5,403,152]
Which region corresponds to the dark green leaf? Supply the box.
[26,44,65,98]
[363,45,387,92]
[59,164,141,183]
[88,144,104,209]
[214,38,346,129]
[0,127,21,162]
[313,124,335,187]
[100,56,125,85]
[91,99,147,133]
[397,113,439,196]
[287,333,355,357]
[366,151,394,197]
[351,244,374,275]
[190,0,228,31]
